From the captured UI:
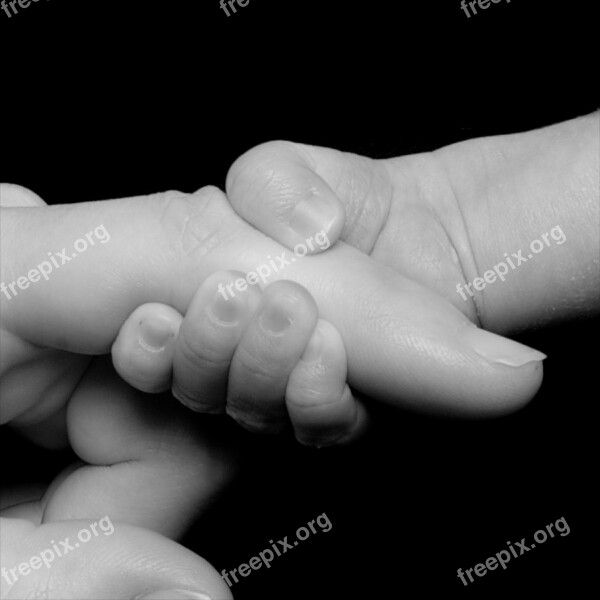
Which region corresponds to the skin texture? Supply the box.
[3,114,595,598]
[1,187,234,600]
[111,114,598,438]
[0,517,229,599]
[225,114,599,333]
[111,279,366,445]
[0,180,545,599]
[1,186,546,425]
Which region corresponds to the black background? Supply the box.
[1,0,597,598]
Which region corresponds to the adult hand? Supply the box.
[1,185,235,600]
[1,170,547,427]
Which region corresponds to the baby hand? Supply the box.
[112,272,367,446]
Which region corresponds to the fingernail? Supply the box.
[259,302,293,335]
[139,319,175,352]
[133,589,212,600]
[208,289,243,325]
[463,326,547,367]
[289,197,337,241]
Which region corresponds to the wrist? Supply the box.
[433,114,600,332]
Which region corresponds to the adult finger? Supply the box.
[0,185,545,418]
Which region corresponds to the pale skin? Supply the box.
[222,114,599,334]
[118,114,599,429]
[1,113,597,599]
[1,184,358,599]
[1,188,234,600]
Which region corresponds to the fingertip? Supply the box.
[261,279,319,321]
[172,270,262,413]
[286,319,365,446]
[0,183,46,207]
[225,279,319,433]
[456,325,547,418]
[287,189,344,254]
[112,303,181,393]
[225,141,343,254]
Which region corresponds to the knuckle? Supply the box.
[288,388,339,411]
[158,187,241,261]
[239,358,275,385]
[234,345,289,383]
[172,384,223,413]
[177,326,231,371]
